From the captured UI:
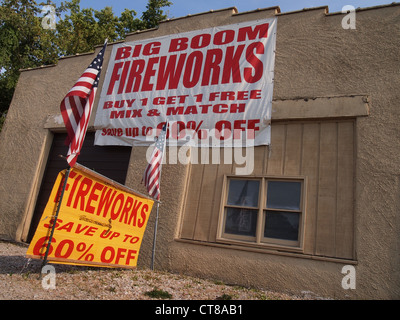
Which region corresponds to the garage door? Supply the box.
[27,132,132,242]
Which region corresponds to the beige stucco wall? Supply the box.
[271,5,400,299]
[0,4,399,299]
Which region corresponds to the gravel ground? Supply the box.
[0,240,317,300]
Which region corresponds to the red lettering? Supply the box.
[57,221,73,232]
[85,226,97,236]
[103,101,113,109]
[107,62,124,95]
[247,119,260,139]
[200,104,211,113]
[85,182,104,214]
[131,44,142,57]
[169,37,188,52]
[33,236,55,256]
[126,249,137,265]
[244,42,264,83]
[166,106,184,115]
[73,178,92,211]
[233,119,246,139]
[119,196,134,224]
[75,224,89,234]
[230,103,246,113]
[107,26,271,93]
[214,29,235,45]
[201,49,222,86]
[101,246,114,263]
[44,218,63,229]
[166,96,176,104]
[125,60,145,93]
[220,91,235,100]
[127,200,143,226]
[126,99,135,107]
[156,54,186,90]
[110,193,125,220]
[170,121,186,139]
[184,105,198,115]
[191,33,211,49]
[114,100,124,108]
[115,46,131,60]
[141,57,159,91]
[97,188,117,217]
[183,51,203,88]
[138,204,149,228]
[143,42,161,55]
[237,91,249,100]
[117,61,131,94]
[67,174,82,207]
[153,97,165,105]
[250,90,262,99]
[215,120,231,140]
[110,111,124,119]
[115,248,127,265]
[213,104,229,113]
[109,231,120,240]
[129,109,142,118]
[222,45,245,84]
[54,239,73,258]
[237,23,269,41]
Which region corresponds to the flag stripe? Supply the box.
[72,81,94,90]
[60,41,107,167]
[142,123,168,200]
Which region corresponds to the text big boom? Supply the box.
[106,22,270,94]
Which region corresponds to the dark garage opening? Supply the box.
[27,132,132,242]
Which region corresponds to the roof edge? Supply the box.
[233,6,281,16]
[276,6,329,16]
[159,7,238,24]
[327,1,400,15]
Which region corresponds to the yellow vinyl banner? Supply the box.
[27,167,154,269]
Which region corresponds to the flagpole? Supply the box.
[151,150,164,271]
[39,166,71,276]
[150,122,168,271]
[151,202,161,271]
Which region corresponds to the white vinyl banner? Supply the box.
[94,18,277,147]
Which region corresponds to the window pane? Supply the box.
[227,179,259,207]
[224,208,258,237]
[266,181,301,210]
[264,211,299,241]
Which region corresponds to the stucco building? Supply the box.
[0,3,399,299]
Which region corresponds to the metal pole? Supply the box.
[40,166,71,271]
[151,202,160,271]
[150,121,168,271]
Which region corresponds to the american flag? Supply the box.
[60,40,107,167]
[143,123,168,200]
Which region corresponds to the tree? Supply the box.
[0,0,172,120]
[54,0,121,55]
[54,0,172,56]
[141,0,172,30]
[0,0,59,113]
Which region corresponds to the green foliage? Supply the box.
[0,112,6,132]
[0,0,59,113]
[216,293,233,300]
[144,288,173,299]
[141,0,172,30]
[0,0,172,116]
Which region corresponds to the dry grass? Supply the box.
[0,241,316,300]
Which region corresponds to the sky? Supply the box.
[50,0,395,18]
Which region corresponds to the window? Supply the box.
[218,176,305,250]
